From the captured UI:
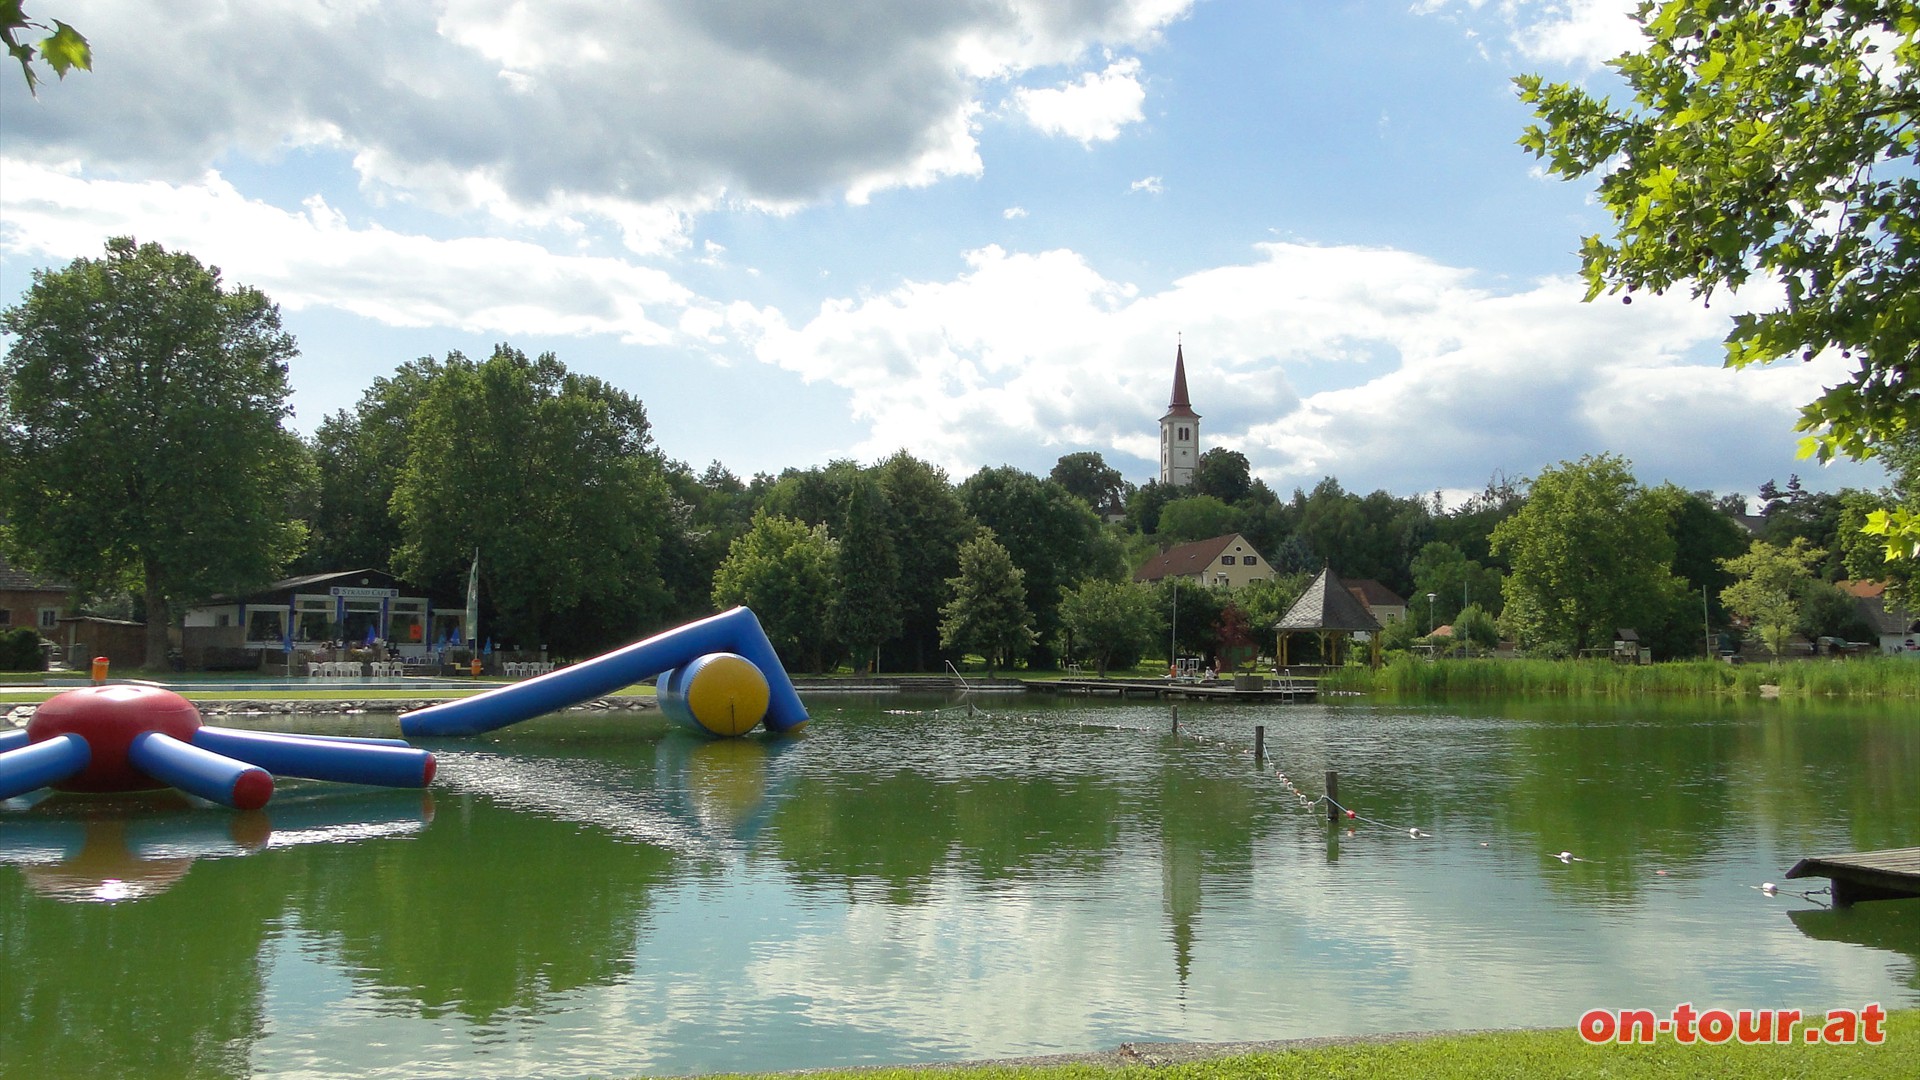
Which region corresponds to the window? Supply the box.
[1220,556,1236,565]
[390,598,427,646]
[0,609,10,625]
[247,609,287,644]
[1243,555,1258,566]
[39,608,59,629]
[293,595,336,642]
[341,597,384,645]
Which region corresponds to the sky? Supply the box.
[0,0,1890,506]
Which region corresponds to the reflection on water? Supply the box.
[1,695,1916,1078]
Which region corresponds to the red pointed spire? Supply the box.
[1163,341,1198,420]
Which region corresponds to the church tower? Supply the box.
[1159,342,1200,487]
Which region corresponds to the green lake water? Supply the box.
[2,693,1917,1078]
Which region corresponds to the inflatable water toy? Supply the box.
[0,684,435,810]
[401,606,807,739]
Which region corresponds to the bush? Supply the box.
[0,627,48,671]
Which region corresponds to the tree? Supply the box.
[873,451,974,670]
[830,478,902,672]
[1156,494,1237,544]
[300,357,444,575]
[940,529,1033,676]
[1049,451,1128,517]
[1518,0,1919,577]
[1720,537,1826,657]
[1124,478,1178,535]
[4,2,89,94]
[1236,572,1311,659]
[712,513,839,673]
[1491,454,1681,655]
[1056,579,1157,676]
[960,465,1120,664]
[389,345,672,654]
[0,237,312,668]
[1191,448,1253,504]
[1157,576,1226,664]
[1409,540,1505,626]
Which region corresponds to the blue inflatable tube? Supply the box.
[1,728,30,754]
[127,731,274,810]
[0,733,91,801]
[193,727,435,788]
[401,606,808,738]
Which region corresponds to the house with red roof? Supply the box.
[1132,533,1272,590]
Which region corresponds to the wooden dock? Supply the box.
[1785,847,1920,907]
[1029,678,1318,703]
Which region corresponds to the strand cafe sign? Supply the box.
[330,586,399,599]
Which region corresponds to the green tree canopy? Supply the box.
[1155,494,1238,545]
[1720,537,1827,657]
[940,529,1033,676]
[1518,0,1918,575]
[300,357,443,575]
[0,237,311,667]
[1409,540,1506,627]
[1191,448,1253,504]
[873,451,975,671]
[1491,454,1682,655]
[712,513,839,673]
[1056,578,1157,676]
[1049,451,1129,517]
[389,345,671,654]
[830,477,902,672]
[960,465,1120,664]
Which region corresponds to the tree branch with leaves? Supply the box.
[4,1,88,93]
[1518,0,1918,573]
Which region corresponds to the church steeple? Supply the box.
[1159,341,1201,486]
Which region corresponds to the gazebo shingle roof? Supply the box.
[1275,566,1381,633]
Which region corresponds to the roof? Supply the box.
[0,550,72,593]
[1133,533,1255,582]
[1345,578,1406,610]
[1840,581,1918,635]
[200,568,401,604]
[1161,343,1199,421]
[1275,567,1381,632]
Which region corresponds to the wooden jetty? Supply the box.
[1028,677,1317,703]
[1785,847,1920,907]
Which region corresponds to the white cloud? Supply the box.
[1003,206,1029,220]
[0,160,695,344]
[1014,58,1148,144]
[1416,0,1644,68]
[730,238,1866,495]
[1131,176,1164,195]
[0,1,1195,242]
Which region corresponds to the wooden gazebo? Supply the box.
[1274,566,1382,668]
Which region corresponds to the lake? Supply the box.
[2,693,1916,1078]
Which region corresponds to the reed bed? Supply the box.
[1322,656,1920,699]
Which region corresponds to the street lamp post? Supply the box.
[1427,592,1436,636]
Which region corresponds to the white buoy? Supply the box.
[1761,882,1778,895]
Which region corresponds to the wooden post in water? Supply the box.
[1326,770,1339,822]
[1254,725,1265,761]
[1171,705,1179,734]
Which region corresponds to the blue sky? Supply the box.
[0,0,1888,504]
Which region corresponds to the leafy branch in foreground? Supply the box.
[3,1,90,94]
[1517,0,1918,570]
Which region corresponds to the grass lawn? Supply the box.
[683,1010,1915,1079]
